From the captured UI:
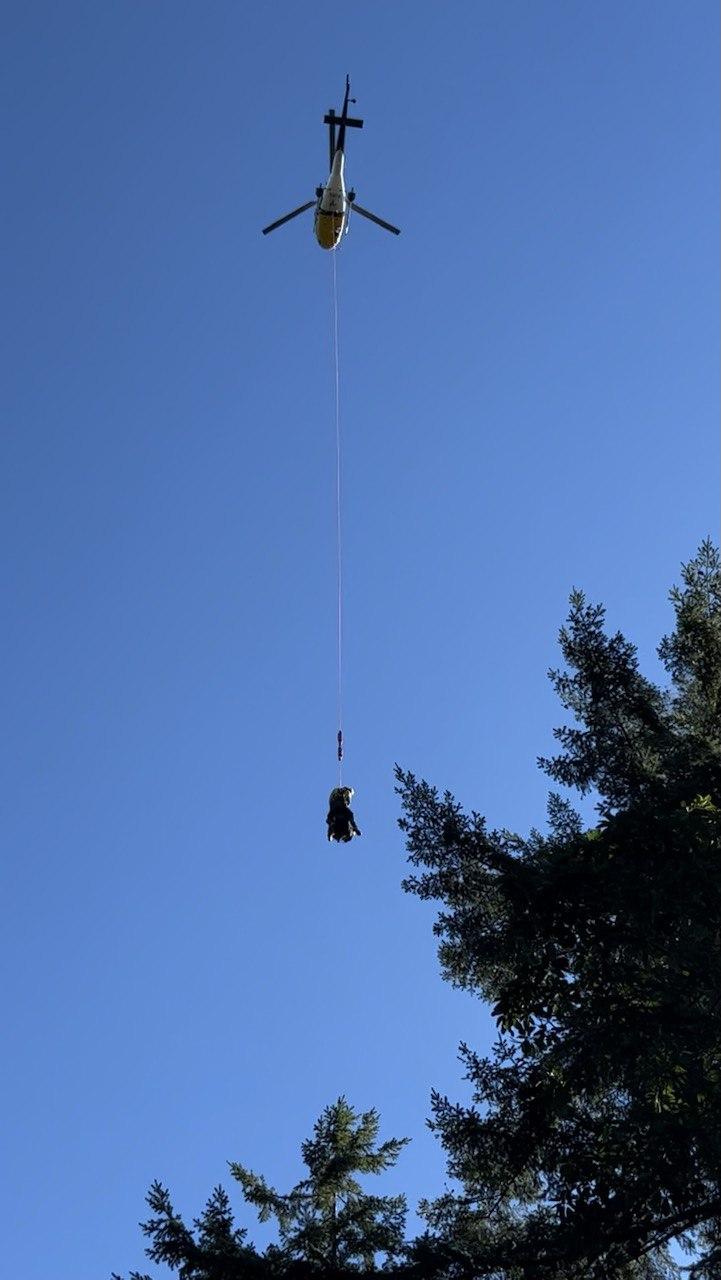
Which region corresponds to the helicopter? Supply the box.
[262,76,400,249]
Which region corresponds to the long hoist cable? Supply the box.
[331,246,344,784]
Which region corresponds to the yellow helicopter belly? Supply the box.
[315,210,344,249]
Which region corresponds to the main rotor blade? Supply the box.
[262,201,315,235]
[350,202,400,235]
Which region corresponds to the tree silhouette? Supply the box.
[230,1096,409,1272]
[397,543,721,1277]
[114,1098,408,1280]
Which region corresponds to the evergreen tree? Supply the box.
[111,1181,261,1280]
[397,543,721,1278]
[114,1098,408,1280]
[230,1096,409,1273]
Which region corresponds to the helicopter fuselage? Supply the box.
[314,150,349,250]
[262,77,399,245]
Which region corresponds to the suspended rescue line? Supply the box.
[263,77,400,841]
[326,253,358,844]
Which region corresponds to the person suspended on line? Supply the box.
[326,787,361,843]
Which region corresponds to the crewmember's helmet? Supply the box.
[329,786,354,805]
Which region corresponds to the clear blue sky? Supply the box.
[2,3,718,1275]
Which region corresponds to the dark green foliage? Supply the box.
[230,1097,409,1272]
[397,543,721,1277]
[114,1098,408,1280]
[110,1181,260,1280]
